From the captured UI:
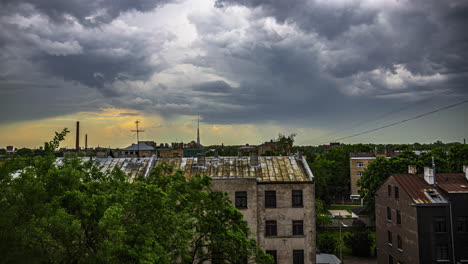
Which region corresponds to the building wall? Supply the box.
[376,176,419,264]
[211,179,316,264]
[158,149,183,158]
[350,157,375,195]
[450,193,468,262]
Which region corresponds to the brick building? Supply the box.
[349,152,398,196]
[155,153,316,264]
[376,166,468,264]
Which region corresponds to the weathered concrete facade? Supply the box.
[211,180,316,264]
[156,155,316,263]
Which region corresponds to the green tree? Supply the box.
[317,233,338,254]
[0,130,273,264]
[343,220,372,257]
[315,199,332,227]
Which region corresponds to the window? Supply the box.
[235,191,247,209]
[357,162,364,167]
[265,191,276,208]
[357,171,363,177]
[293,250,304,264]
[387,231,393,245]
[457,216,468,232]
[292,190,303,207]
[293,220,304,236]
[397,210,401,225]
[265,220,277,236]
[388,255,394,264]
[397,235,402,250]
[387,207,392,222]
[435,217,447,233]
[265,250,277,264]
[436,245,449,261]
[388,185,392,197]
[395,186,399,199]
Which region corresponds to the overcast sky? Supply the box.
[1,0,467,148]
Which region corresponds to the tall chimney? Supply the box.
[76,121,80,151]
[408,165,417,174]
[250,152,259,166]
[85,134,88,152]
[424,167,434,185]
[463,165,468,181]
[197,153,206,167]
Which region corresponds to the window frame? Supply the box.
[387,207,392,222]
[235,191,248,209]
[397,235,402,250]
[265,191,277,208]
[357,162,364,167]
[292,190,303,207]
[396,210,401,225]
[456,216,468,233]
[387,231,393,246]
[388,185,392,197]
[293,250,304,264]
[292,220,304,236]
[435,217,447,233]
[436,245,449,261]
[395,186,399,199]
[265,250,277,264]
[265,220,277,237]
[357,171,363,177]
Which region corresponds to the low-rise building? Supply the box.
[349,152,398,196]
[155,153,316,264]
[376,165,468,264]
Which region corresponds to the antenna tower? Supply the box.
[131,120,145,158]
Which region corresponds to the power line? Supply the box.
[319,98,468,145]
[310,90,456,144]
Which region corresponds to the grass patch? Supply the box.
[318,229,376,257]
[329,205,361,210]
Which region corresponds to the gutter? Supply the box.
[301,156,314,182]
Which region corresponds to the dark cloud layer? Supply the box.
[0,0,467,136]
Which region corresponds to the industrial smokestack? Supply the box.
[76,121,80,151]
[85,134,88,152]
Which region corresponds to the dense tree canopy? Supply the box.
[0,130,273,264]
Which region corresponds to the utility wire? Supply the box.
[310,90,456,144]
[318,98,468,145]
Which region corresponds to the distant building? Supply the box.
[119,142,156,158]
[158,148,183,158]
[375,166,468,264]
[258,140,281,155]
[349,152,399,196]
[6,146,15,154]
[323,142,342,152]
[156,153,317,263]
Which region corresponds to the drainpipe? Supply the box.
[449,202,456,264]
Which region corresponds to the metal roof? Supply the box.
[122,142,155,151]
[393,173,467,204]
[154,156,313,183]
[56,157,156,182]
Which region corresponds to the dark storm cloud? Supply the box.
[0,0,174,26]
[192,80,233,93]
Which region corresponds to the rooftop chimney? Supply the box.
[408,165,417,174]
[250,152,259,166]
[464,165,468,181]
[75,121,80,151]
[197,153,206,167]
[424,167,435,185]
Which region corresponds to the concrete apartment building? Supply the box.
[349,152,398,196]
[155,153,316,264]
[376,165,468,264]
